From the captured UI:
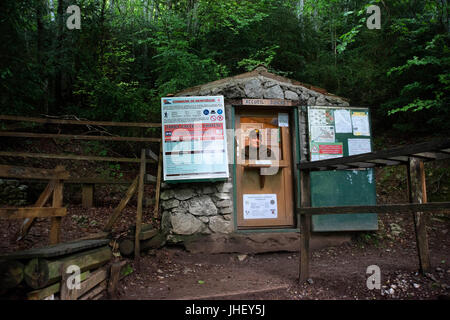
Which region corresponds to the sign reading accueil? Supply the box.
[161,96,229,181]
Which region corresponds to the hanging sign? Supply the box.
[161,96,229,181]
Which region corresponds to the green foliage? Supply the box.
[237,45,279,72]
[0,0,448,136]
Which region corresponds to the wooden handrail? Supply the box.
[0,151,156,163]
[0,131,160,143]
[0,164,69,180]
[0,115,161,128]
[297,202,450,215]
[298,138,450,171]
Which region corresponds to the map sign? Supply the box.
[161,96,229,181]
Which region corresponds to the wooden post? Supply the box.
[60,263,77,300]
[103,176,138,232]
[153,141,163,219]
[49,176,64,245]
[17,179,57,241]
[134,149,146,263]
[82,184,94,208]
[407,157,431,274]
[299,169,311,283]
[107,261,126,299]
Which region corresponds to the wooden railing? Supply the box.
[0,114,162,209]
[0,115,164,261]
[297,138,450,283]
[0,164,69,244]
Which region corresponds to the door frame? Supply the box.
[231,103,302,233]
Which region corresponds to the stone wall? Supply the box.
[0,179,28,206]
[160,181,234,240]
[176,67,350,108]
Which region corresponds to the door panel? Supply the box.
[235,111,294,229]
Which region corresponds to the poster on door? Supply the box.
[243,194,278,219]
[161,96,229,181]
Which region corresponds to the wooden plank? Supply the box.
[74,232,110,241]
[60,263,77,300]
[82,184,94,208]
[153,141,163,219]
[0,151,157,163]
[145,148,159,161]
[79,280,107,300]
[67,178,133,184]
[103,176,139,232]
[73,267,108,299]
[408,157,431,274]
[299,170,311,283]
[27,271,90,300]
[0,239,110,260]
[145,174,157,183]
[0,114,161,128]
[15,177,134,184]
[297,202,450,215]
[49,180,63,245]
[24,246,112,289]
[135,149,146,261]
[0,164,69,180]
[0,131,161,143]
[17,179,57,241]
[0,207,66,219]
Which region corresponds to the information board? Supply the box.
[161,96,229,181]
[243,194,278,219]
[307,106,378,232]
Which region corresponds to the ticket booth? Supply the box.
[159,66,377,252]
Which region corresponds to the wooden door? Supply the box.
[235,110,295,229]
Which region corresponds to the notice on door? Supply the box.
[243,194,278,219]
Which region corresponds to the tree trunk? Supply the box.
[24,246,112,289]
[0,260,24,290]
[54,0,65,112]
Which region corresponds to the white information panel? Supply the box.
[243,194,278,219]
[161,96,229,181]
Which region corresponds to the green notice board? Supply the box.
[307,106,378,232]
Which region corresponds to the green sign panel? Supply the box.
[307,106,378,232]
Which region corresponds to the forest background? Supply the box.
[1,0,449,137]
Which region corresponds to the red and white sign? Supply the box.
[319,144,343,154]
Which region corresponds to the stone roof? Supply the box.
[174,66,349,106]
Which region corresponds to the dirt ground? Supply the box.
[115,212,450,300]
[0,161,449,300]
[1,200,449,300]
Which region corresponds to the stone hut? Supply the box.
[159,66,352,253]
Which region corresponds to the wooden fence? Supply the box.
[0,164,69,244]
[297,138,450,282]
[0,115,163,261]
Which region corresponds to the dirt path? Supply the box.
[117,213,450,300]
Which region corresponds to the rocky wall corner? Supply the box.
[0,179,28,206]
[160,181,234,242]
